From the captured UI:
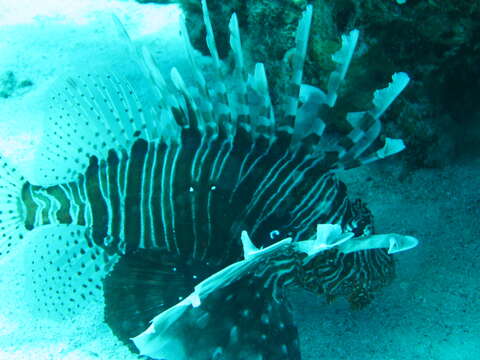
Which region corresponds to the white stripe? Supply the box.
[43,190,61,225]
[296,196,349,240]
[138,142,152,249]
[80,175,93,228]
[285,173,333,227]
[203,181,214,261]
[239,151,291,210]
[299,181,340,229]
[328,262,356,294]
[235,141,255,184]
[190,136,208,181]
[147,142,159,248]
[269,264,296,302]
[244,151,296,217]
[160,145,173,252]
[70,181,85,225]
[251,158,310,233]
[30,187,45,227]
[169,145,181,255]
[59,183,78,223]
[99,160,114,241]
[210,140,232,182]
[321,255,346,292]
[197,137,216,260]
[296,192,346,235]
[236,146,269,185]
[117,153,128,246]
[191,138,207,259]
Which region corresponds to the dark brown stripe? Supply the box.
[85,156,109,247]
[124,139,149,252]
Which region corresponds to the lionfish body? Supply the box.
[0,2,417,359]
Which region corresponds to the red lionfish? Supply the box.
[0,1,418,359]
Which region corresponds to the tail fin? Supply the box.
[0,155,26,259]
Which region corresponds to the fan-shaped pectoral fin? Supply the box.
[133,236,301,360]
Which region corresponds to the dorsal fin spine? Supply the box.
[326,29,359,107]
[201,0,221,72]
[228,13,249,122]
[282,5,313,132]
[179,14,207,95]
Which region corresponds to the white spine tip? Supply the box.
[190,293,201,308]
[241,231,258,259]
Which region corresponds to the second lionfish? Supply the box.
[0,1,418,359]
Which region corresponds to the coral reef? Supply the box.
[324,0,480,167]
[151,0,480,167]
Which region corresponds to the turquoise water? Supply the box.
[0,1,478,359]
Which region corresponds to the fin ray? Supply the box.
[23,224,118,320]
[32,73,167,186]
[0,156,26,260]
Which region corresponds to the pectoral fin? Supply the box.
[133,236,301,360]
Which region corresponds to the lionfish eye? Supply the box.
[269,230,280,240]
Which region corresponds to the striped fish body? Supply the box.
[20,134,351,265]
[16,112,359,357]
